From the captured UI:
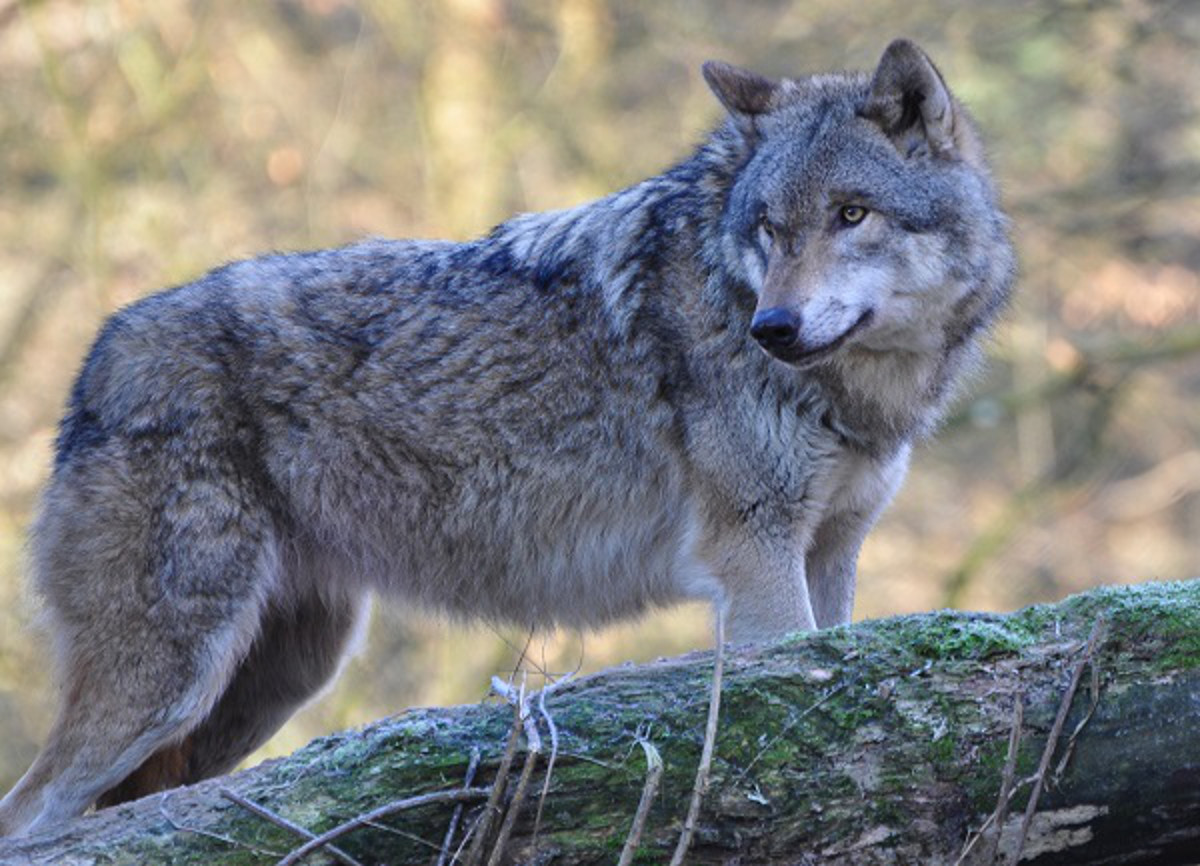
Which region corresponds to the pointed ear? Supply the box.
[702,60,779,136]
[863,39,960,158]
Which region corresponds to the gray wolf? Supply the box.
[0,39,1013,836]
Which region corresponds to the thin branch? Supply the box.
[274,787,490,866]
[617,733,664,866]
[736,681,849,781]
[1008,619,1105,866]
[451,810,487,866]
[485,743,538,866]
[359,819,447,855]
[1052,651,1103,786]
[977,695,1025,865]
[481,667,552,864]
[219,788,364,866]
[669,602,726,866]
[436,747,481,866]
[531,674,569,844]
[957,810,998,866]
[158,790,283,859]
[463,699,523,866]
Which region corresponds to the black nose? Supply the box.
[750,307,800,352]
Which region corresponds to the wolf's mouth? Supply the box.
[767,309,875,366]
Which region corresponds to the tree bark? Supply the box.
[2,579,1198,865]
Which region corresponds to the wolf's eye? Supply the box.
[758,212,777,243]
[839,205,869,225]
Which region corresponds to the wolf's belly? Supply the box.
[280,442,699,629]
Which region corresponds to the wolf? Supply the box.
[0,39,1013,836]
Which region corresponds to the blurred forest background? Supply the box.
[1,0,1198,790]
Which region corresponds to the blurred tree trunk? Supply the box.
[419,0,514,236]
[1,580,1198,865]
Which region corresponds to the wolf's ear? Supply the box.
[703,61,778,136]
[864,39,965,159]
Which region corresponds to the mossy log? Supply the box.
[2,580,1199,865]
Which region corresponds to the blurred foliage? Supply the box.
[0,0,1197,789]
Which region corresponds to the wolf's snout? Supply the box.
[750,307,800,352]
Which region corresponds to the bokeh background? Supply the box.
[1,0,1198,789]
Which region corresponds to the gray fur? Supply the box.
[0,39,1013,836]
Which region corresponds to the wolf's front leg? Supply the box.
[695,530,817,642]
[805,515,868,629]
[806,445,912,628]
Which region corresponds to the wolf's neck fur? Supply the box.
[816,343,976,453]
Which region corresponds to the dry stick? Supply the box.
[436,747,482,866]
[486,741,540,866]
[617,735,665,866]
[463,698,525,866]
[531,674,569,843]
[1007,619,1105,866]
[451,810,488,865]
[1052,653,1102,786]
[971,695,1024,866]
[358,820,449,855]
[987,696,1025,862]
[669,602,727,866]
[735,681,849,781]
[159,790,284,859]
[957,811,999,866]
[274,787,490,866]
[485,674,544,865]
[219,788,365,866]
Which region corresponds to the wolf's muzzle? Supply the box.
[750,307,800,354]
[753,308,876,366]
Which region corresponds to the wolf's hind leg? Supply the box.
[0,450,279,837]
[183,589,367,781]
[97,586,369,807]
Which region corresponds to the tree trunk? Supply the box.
[2,580,1198,865]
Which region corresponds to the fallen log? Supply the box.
[2,579,1198,865]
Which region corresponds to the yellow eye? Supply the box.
[840,205,869,225]
[758,212,777,241]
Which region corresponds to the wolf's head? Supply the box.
[704,40,1013,370]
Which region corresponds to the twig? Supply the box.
[451,810,487,865]
[360,819,448,854]
[159,790,283,858]
[219,788,365,866]
[617,733,664,866]
[484,669,552,864]
[735,681,848,780]
[957,810,998,866]
[1052,651,1102,786]
[968,694,1024,866]
[553,750,616,770]
[531,674,569,842]
[463,696,524,866]
[437,747,482,866]
[530,695,558,844]
[274,787,490,866]
[669,601,727,866]
[1008,619,1105,866]
[486,743,539,866]
[506,629,538,681]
